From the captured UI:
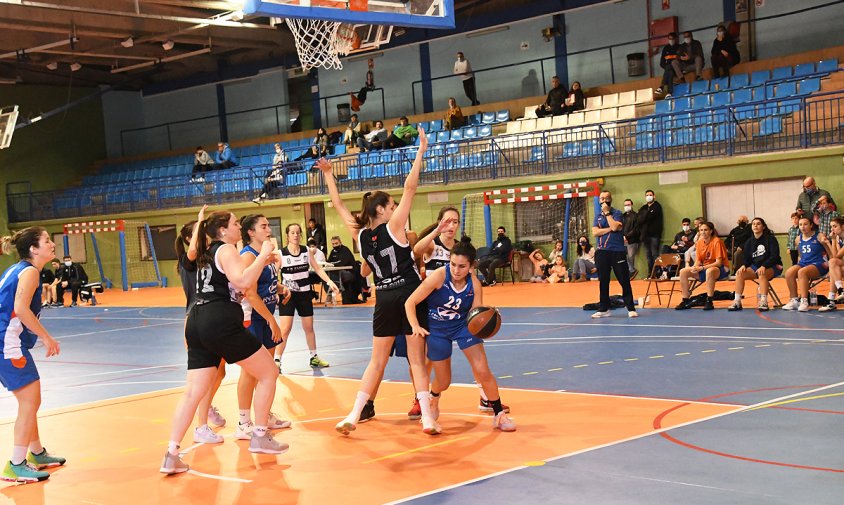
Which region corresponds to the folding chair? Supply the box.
[727,274,783,308]
[643,254,682,307]
[494,250,517,284]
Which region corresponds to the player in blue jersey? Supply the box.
[0,227,65,483]
[405,236,516,432]
[783,216,831,312]
[819,217,844,312]
[234,214,293,441]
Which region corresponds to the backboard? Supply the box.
[244,0,456,29]
[0,106,19,150]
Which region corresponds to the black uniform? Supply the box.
[178,253,197,313]
[358,223,426,337]
[185,241,261,369]
[424,237,451,273]
[278,245,314,317]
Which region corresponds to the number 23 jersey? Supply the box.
[427,267,474,329]
[358,223,420,291]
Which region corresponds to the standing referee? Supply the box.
[591,190,637,318]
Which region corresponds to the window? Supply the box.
[145,225,178,261]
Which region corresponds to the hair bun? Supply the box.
[459,235,473,245]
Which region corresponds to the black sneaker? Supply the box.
[359,400,375,423]
[675,300,692,310]
[727,302,742,311]
[703,299,714,310]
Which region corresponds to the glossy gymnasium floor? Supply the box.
[0,280,842,505]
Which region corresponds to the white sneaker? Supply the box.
[429,395,440,421]
[782,298,800,310]
[798,299,809,312]
[335,417,356,436]
[193,425,224,444]
[591,311,610,319]
[628,310,639,318]
[207,406,226,427]
[248,432,289,454]
[159,451,189,475]
[268,412,292,430]
[421,416,442,435]
[819,302,837,312]
[493,411,517,432]
[234,421,253,440]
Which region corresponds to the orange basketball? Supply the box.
[466,306,501,339]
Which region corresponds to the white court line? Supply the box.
[44,316,184,321]
[51,321,182,340]
[71,380,185,388]
[186,469,253,483]
[387,380,844,505]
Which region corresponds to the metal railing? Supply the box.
[8,88,844,224]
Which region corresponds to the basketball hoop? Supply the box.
[286,19,359,71]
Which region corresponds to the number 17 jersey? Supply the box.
[358,223,420,291]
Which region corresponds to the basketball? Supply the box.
[466,306,501,339]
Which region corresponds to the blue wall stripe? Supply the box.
[554,13,569,88]
[419,43,434,113]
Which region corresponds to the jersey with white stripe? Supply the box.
[425,236,451,272]
[280,246,311,292]
[427,266,474,325]
[0,261,42,359]
[196,241,239,304]
[240,244,280,321]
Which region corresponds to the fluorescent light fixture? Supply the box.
[30,116,42,123]
[120,37,134,48]
[46,62,58,70]
[466,25,509,38]
[231,10,244,21]
[162,40,174,51]
[70,62,82,71]
[0,78,17,85]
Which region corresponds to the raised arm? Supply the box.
[308,248,340,296]
[388,127,428,240]
[218,240,274,291]
[187,204,207,262]
[414,215,450,261]
[315,158,359,237]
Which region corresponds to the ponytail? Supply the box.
[2,227,46,259]
[175,220,196,272]
[0,235,12,256]
[355,191,392,229]
[196,211,231,269]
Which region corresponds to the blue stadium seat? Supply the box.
[690,80,710,94]
[385,162,400,176]
[673,83,690,96]
[463,126,477,139]
[693,111,713,126]
[774,81,797,98]
[750,70,770,86]
[692,94,711,109]
[759,117,782,136]
[655,100,672,115]
[436,131,450,143]
[635,132,657,150]
[694,126,714,144]
[477,124,492,137]
[332,144,347,156]
[525,146,544,163]
[426,132,437,144]
[495,110,510,122]
[450,129,463,141]
[562,142,580,157]
[636,117,659,132]
[793,63,815,78]
[712,91,731,108]
[668,113,692,129]
[758,103,779,118]
[715,123,736,141]
[798,77,821,95]
[772,66,792,80]
[673,97,691,112]
[481,112,496,124]
[817,58,838,73]
[429,119,443,132]
[347,166,361,180]
[468,114,482,126]
[672,128,693,146]
[445,142,460,154]
[599,138,615,153]
[728,73,749,89]
[416,121,429,132]
[778,99,802,115]
[710,77,729,91]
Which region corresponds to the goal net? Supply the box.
[63,220,162,291]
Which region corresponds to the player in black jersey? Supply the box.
[317,129,441,436]
[161,210,288,476]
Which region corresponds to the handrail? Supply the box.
[410,0,844,114]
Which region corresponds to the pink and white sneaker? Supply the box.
[493,411,517,432]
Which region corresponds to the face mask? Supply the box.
[683,225,691,232]
[602,199,612,206]
[579,241,586,245]
[805,187,816,195]
[498,232,505,237]
[684,38,691,44]
[645,195,654,203]
[624,205,632,212]
[64,261,71,266]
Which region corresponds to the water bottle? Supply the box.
[809,289,818,306]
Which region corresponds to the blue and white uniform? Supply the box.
[0,261,42,391]
[240,244,280,349]
[426,267,483,362]
[798,232,828,276]
[424,237,451,273]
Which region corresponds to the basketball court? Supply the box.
[1,283,842,504]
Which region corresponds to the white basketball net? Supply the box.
[286,19,357,71]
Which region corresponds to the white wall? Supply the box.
[101,89,143,158]
[224,68,290,140]
[754,0,844,60]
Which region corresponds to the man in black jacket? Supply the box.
[327,236,363,304]
[638,190,664,278]
[307,218,327,253]
[656,32,683,96]
[726,215,752,272]
[477,226,512,286]
[535,76,567,118]
[55,255,88,307]
[622,198,640,278]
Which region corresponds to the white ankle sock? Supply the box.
[253,426,267,437]
[239,410,251,424]
[346,391,369,422]
[829,292,836,300]
[836,281,842,290]
[167,441,180,456]
[760,295,767,303]
[28,439,43,455]
[416,391,432,420]
[734,293,741,302]
[11,446,27,465]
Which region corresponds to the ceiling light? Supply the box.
[121,37,134,48]
[162,40,174,51]
[46,62,58,70]
[70,62,82,72]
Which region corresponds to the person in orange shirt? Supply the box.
[675,221,729,310]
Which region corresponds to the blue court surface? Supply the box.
[2,305,842,504]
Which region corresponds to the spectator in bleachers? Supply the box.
[213,141,237,170]
[384,117,418,149]
[782,216,829,312]
[357,120,388,152]
[637,190,664,278]
[252,143,287,204]
[675,221,729,311]
[816,194,839,236]
[444,98,465,131]
[787,212,800,265]
[679,31,705,81]
[711,24,740,78]
[453,52,480,106]
[191,146,214,181]
[477,226,512,287]
[296,128,330,161]
[562,81,585,114]
[535,76,567,118]
[656,32,683,97]
[796,176,835,219]
[572,235,596,282]
[725,215,751,270]
[350,59,376,112]
[622,199,640,278]
[343,114,361,147]
[727,217,782,312]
